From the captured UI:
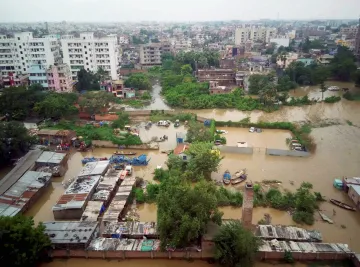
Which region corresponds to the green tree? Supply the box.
[157,176,223,249]
[180,64,193,75]
[184,142,222,181]
[186,121,213,143]
[352,70,360,87]
[111,112,130,129]
[124,73,152,90]
[34,93,78,119]
[0,121,35,167]
[76,68,100,91]
[214,221,261,267]
[292,182,317,225]
[79,91,117,115]
[0,215,51,267]
[248,73,276,95]
[0,86,46,120]
[96,67,110,83]
[330,46,357,81]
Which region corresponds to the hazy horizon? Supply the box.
[0,0,359,23]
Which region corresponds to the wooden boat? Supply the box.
[113,151,137,156]
[223,170,231,185]
[330,199,356,211]
[231,169,247,185]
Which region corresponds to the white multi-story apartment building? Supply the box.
[235,25,277,45]
[139,43,171,67]
[0,32,61,78]
[61,32,120,80]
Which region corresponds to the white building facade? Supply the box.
[0,32,61,78]
[139,43,171,67]
[61,33,120,80]
[235,25,277,45]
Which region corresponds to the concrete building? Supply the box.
[197,69,236,87]
[119,35,129,45]
[269,37,290,48]
[61,33,120,80]
[317,54,334,65]
[235,25,277,45]
[276,53,299,69]
[139,43,171,68]
[340,26,358,39]
[0,32,61,84]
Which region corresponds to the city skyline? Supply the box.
[1,0,360,22]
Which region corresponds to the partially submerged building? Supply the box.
[102,177,136,222]
[43,221,99,250]
[102,221,157,238]
[91,168,122,206]
[255,225,322,242]
[0,171,51,217]
[37,129,76,145]
[53,175,102,219]
[35,151,69,176]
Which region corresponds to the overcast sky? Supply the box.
[0,0,359,22]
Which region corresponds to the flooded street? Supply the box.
[17,81,360,266]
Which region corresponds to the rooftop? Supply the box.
[0,149,43,195]
[255,225,322,242]
[102,221,157,237]
[36,151,66,165]
[350,184,360,195]
[87,237,160,251]
[174,144,189,155]
[0,171,51,217]
[81,201,103,221]
[259,240,351,254]
[43,221,98,244]
[78,161,109,177]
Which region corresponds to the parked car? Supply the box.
[249,127,255,133]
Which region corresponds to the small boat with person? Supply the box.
[329,199,356,211]
[231,169,247,185]
[223,170,231,185]
[113,151,137,156]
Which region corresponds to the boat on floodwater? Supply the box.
[330,199,356,211]
[223,170,231,185]
[113,151,137,156]
[231,169,247,185]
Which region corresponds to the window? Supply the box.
[85,51,87,54]
[19,45,22,49]
[84,46,87,48]
[23,68,26,71]
[18,37,20,40]
[20,51,23,54]
[21,57,24,60]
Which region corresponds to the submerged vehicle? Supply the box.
[174,120,180,128]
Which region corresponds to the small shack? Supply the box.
[37,129,76,145]
[35,151,69,176]
[173,143,190,161]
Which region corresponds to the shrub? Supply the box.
[284,250,294,263]
[154,169,170,182]
[292,211,315,225]
[324,96,341,103]
[145,183,160,202]
[133,188,145,203]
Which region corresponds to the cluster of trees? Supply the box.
[0,85,47,120]
[0,215,51,267]
[0,84,122,121]
[254,182,321,225]
[76,67,110,92]
[124,73,152,90]
[0,121,35,167]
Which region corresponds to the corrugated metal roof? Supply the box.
[43,221,98,244]
[65,175,101,195]
[36,151,66,165]
[350,184,360,196]
[78,161,109,177]
[81,201,103,221]
[0,150,43,195]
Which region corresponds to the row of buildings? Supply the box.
[0,32,120,91]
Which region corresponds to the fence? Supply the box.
[218,146,254,154]
[266,148,311,157]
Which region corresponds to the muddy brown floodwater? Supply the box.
[25,82,360,266]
